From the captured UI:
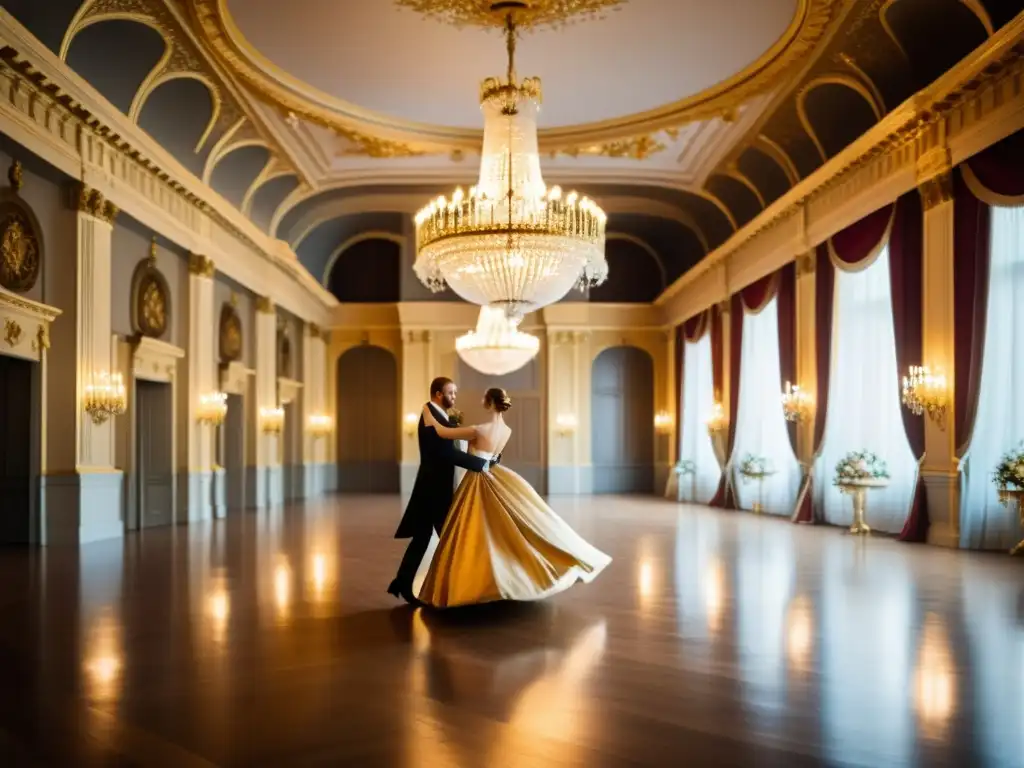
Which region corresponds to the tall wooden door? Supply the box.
[136,380,174,527]
[591,346,655,494]
[224,393,245,513]
[336,346,399,493]
[0,354,36,543]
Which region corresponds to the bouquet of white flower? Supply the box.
[993,443,1024,492]
[674,459,697,476]
[833,450,889,488]
[738,454,772,480]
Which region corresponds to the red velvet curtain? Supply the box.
[889,191,928,542]
[953,169,992,457]
[965,129,1024,198]
[777,262,798,455]
[710,294,745,508]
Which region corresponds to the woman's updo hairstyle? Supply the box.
[484,387,512,413]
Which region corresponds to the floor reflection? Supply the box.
[0,496,1022,765]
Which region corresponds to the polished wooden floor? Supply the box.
[0,496,1021,767]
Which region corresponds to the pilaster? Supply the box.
[40,185,123,545]
[917,149,960,547]
[249,296,277,509]
[178,253,216,522]
[547,330,591,494]
[302,323,330,498]
[400,330,432,496]
[794,251,817,464]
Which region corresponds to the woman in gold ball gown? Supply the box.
[414,387,611,609]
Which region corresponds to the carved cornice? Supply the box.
[188,0,844,155]
[658,15,1024,319]
[308,322,322,339]
[919,172,953,211]
[188,252,215,277]
[76,185,119,224]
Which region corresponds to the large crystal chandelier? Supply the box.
[457,306,540,376]
[413,10,608,320]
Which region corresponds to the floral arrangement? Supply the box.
[674,459,696,476]
[738,454,772,480]
[446,408,463,426]
[992,443,1024,493]
[833,450,890,488]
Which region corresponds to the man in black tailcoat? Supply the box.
[387,376,494,604]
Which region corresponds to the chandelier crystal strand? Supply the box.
[413,11,607,319]
[456,306,540,376]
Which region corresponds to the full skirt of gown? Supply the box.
[415,457,611,608]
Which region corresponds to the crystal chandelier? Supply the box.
[456,305,540,376]
[413,10,608,319]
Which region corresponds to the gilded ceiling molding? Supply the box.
[605,232,667,289]
[796,75,884,162]
[720,169,767,210]
[321,231,408,285]
[754,135,801,186]
[834,53,887,114]
[188,0,846,155]
[554,134,669,160]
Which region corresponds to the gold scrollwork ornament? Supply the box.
[4,318,22,347]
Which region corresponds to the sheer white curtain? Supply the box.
[961,205,1024,549]
[679,333,721,503]
[815,246,918,532]
[732,298,801,515]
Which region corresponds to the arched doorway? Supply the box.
[591,346,655,494]
[336,345,399,492]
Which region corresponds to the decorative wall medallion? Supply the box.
[220,303,243,363]
[0,203,42,293]
[131,238,171,339]
[3,318,22,347]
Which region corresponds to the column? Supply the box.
[547,331,590,494]
[917,150,959,548]
[302,323,329,498]
[180,254,216,521]
[655,329,674,493]
[400,330,431,497]
[40,185,123,545]
[250,296,277,509]
[794,251,817,465]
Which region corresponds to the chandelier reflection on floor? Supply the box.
[413,9,608,320]
[456,306,540,376]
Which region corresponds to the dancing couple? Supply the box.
[387,376,611,608]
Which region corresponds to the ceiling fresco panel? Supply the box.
[0,0,83,54]
[65,19,166,115]
[737,147,794,207]
[883,0,990,89]
[705,174,764,229]
[137,76,216,178]
[800,80,881,160]
[250,175,300,234]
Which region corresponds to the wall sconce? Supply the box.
[308,414,333,438]
[260,406,284,435]
[555,413,577,436]
[83,371,126,425]
[706,401,728,437]
[901,365,948,429]
[654,411,673,433]
[197,392,227,426]
[404,412,420,436]
[781,381,813,423]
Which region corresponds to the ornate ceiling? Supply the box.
[0,0,1015,304]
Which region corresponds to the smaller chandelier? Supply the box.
[83,371,126,425]
[456,306,540,376]
[197,392,227,426]
[901,365,948,429]
[781,381,813,423]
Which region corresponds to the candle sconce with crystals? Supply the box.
[901,365,948,429]
[706,400,728,437]
[654,411,673,434]
[308,414,333,439]
[404,412,419,436]
[83,371,126,424]
[197,392,227,426]
[259,406,284,435]
[555,413,577,437]
[781,381,813,423]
